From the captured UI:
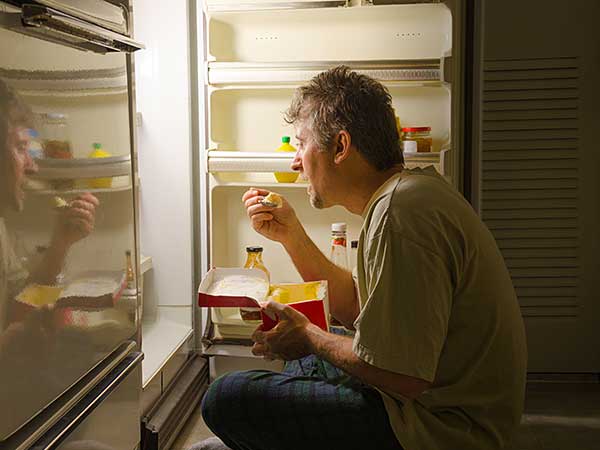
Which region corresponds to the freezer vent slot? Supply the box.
[141,354,209,450]
[480,56,581,319]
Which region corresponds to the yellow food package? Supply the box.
[16,284,63,308]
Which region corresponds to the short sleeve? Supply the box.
[352,226,453,383]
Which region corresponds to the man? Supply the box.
[198,66,527,450]
[0,79,98,346]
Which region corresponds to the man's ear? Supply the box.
[333,130,352,165]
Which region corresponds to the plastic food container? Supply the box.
[401,127,432,153]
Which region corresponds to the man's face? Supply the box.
[4,125,38,212]
[291,121,335,209]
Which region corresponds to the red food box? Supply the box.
[198,267,329,332]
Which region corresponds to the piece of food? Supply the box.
[53,196,69,209]
[261,192,283,208]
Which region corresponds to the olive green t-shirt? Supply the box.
[352,168,527,450]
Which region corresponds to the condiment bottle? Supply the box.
[42,113,73,159]
[125,250,135,289]
[274,136,299,183]
[330,223,348,270]
[329,223,348,327]
[401,127,432,153]
[348,240,358,271]
[87,143,113,188]
[244,246,270,280]
[241,246,269,322]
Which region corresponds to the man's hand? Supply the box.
[251,301,315,361]
[242,188,304,246]
[54,193,99,247]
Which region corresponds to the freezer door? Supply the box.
[29,351,143,450]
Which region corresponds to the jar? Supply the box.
[401,127,432,153]
[42,113,73,159]
[241,246,269,323]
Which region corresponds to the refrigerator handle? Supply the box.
[28,352,143,450]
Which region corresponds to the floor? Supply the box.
[171,381,600,450]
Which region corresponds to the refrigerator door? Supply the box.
[31,351,142,450]
[0,2,141,442]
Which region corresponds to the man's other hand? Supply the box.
[251,300,314,361]
[54,193,99,247]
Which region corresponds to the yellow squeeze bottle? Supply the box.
[274,136,299,183]
[87,143,113,189]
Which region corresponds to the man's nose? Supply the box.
[291,149,302,172]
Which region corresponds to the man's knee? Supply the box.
[200,370,261,431]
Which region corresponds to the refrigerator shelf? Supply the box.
[29,155,132,179]
[24,183,132,195]
[207,150,442,173]
[208,59,443,85]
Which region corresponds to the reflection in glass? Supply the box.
[0,22,137,441]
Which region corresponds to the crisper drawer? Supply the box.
[30,352,143,450]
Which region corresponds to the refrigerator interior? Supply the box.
[201,2,455,349]
[0,9,139,442]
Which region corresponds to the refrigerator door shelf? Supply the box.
[206,150,445,175]
[208,60,443,86]
[0,66,127,97]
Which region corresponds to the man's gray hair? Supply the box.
[284,65,403,171]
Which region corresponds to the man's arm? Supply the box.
[243,188,359,327]
[307,326,431,399]
[253,301,431,400]
[29,193,99,285]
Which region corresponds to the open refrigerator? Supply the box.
[192,0,467,376]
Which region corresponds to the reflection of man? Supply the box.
[0,79,98,337]
[198,67,527,450]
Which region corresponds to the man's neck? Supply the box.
[340,166,403,215]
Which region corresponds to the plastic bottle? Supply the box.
[329,223,348,327]
[125,250,135,289]
[274,136,299,183]
[348,240,358,271]
[241,246,269,322]
[330,223,348,270]
[87,143,113,188]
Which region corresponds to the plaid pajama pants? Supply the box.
[200,354,403,450]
